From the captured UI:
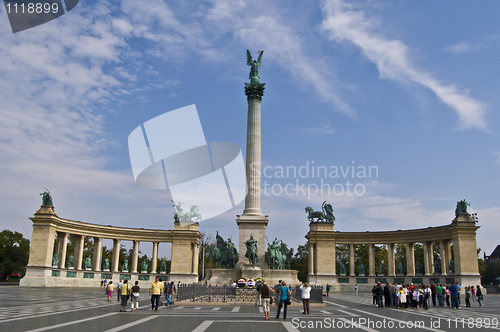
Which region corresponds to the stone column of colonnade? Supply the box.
[131,241,139,273]
[368,244,375,276]
[56,232,69,269]
[387,243,395,276]
[406,242,415,276]
[74,235,85,270]
[92,237,102,271]
[112,239,121,272]
[151,242,159,273]
[440,240,448,275]
[192,242,199,274]
[422,241,435,276]
[308,242,315,277]
[349,244,355,276]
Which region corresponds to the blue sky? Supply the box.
[1,0,499,260]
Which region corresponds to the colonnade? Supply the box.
[20,205,201,287]
[306,212,481,287]
[308,240,453,277]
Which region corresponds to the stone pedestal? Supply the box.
[204,268,299,286]
[236,217,268,269]
[241,266,262,280]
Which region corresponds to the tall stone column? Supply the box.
[368,244,375,276]
[236,78,268,269]
[92,237,103,271]
[387,243,395,276]
[131,240,139,273]
[151,242,159,273]
[57,232,68,269]
[308,242,315,277]
[349,244,355,276]
[74,235,85,270]
[440,240,448,275]
[112,239,121,273]
[406,242,415,276]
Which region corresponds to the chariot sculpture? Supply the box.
[305,201,335,223]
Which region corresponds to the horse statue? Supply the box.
[225,237,238,268]
[172,200,202,223]
[208,245,221,267]
[208,232,238,269]
[40,188,53,207]
[305,201,335,223]
[267,238,280,269]
[183,205,202,222]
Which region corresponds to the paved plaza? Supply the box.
[1,286,499,332]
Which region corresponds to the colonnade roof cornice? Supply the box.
[306,221,479,244]
[30,211,201,243]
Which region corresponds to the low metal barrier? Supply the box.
[177,284,323,303]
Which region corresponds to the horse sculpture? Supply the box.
[305,201,335,223]
[208,232,237,269]
[172,201,202,223]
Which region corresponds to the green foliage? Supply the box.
[290,243,308,282]
[482,261,500,285]
[395,243,407,273]
[477,248,487,276]
[355,244,368,274]
[335,244,349,274]
[374,245,387,275]
[0,230,30,279]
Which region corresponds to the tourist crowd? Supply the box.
[370,281,484,309]
[103,277,179,312]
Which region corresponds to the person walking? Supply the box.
[255,280,262,306]
[117,280,123,301]
[476,285,483,307]
[423,285,430,310]
[355,284,358,296]
[260,281,274,320]
[384,283,391,307]
[326,284,330,297]
[430,282,437,307]
[449,283,459,309]
[437,283,444,308]
[274,280,282,306]
[300,282,311,314]
[165,281,176,306]
[376,283,384,308]
[471,285,477,302]
[119,280,130,312]
[465,287,471,307]
[106,281,114,302]
[275,280,290,319]
[131,281,140,312]
[445,286,451,308]
[149,277,163,311]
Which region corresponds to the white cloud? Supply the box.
[445,41,474,53]
[305,123,336,135]
[321,0,487,130]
